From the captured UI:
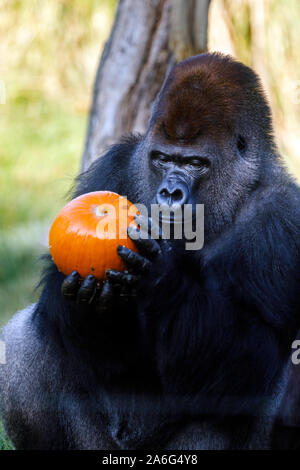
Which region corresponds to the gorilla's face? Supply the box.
[134,53,275,240]
[148,134,212,208]
[144,130,236,208]
[138,123,259,245]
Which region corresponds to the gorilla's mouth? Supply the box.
[158,209,197,241]
[159,213,193,224]
[157,204,195,224]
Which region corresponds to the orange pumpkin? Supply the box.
[49,191,139,280]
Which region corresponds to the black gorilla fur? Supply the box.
[1,53,300,450]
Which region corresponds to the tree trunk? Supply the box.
[81,0,210,171]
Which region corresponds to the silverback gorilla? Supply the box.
[1,53,300,450]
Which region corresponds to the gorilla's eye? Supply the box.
[158,154,170,164]
[188,158,209,168]
[237,135,247,154]
[150,151,171,168]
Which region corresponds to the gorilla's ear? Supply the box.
[271,331,300,449]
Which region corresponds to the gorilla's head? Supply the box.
[131,53,278,240]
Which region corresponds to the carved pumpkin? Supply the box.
[49,191,139,280]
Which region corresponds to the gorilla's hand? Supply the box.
[107,215,173,297]
[61,215,172,312]
[61,268,140,314]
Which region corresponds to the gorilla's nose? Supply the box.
[157,179,189,207]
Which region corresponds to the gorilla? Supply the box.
[1,53,300,450]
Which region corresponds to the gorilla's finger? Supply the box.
[134,214,150,232]
[127,226,161,259]
[159,238,173,254]
[106,269,139,286]
[117,245,151,273]
[61,271,80,299]
[148,217,161,239]
[98,280,115,313]
[135,214,161,239]
[77,275,97,304]
[119,283,136,300]
[132,216,171,256]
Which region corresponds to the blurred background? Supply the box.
[0,0,299,328]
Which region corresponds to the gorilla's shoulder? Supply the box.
[1,303,37,351]
[0,304,40,382]
[0,305,39,413]
[240,174,300,226]
[74,134,142,197]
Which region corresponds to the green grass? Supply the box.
[0,421,13,450]
[0,90,83,229]
[0,222,47,326]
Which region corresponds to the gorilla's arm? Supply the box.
[0,139,180,450]
[36,137,157,377]
[271,328,300,449]
[204,186,300,330]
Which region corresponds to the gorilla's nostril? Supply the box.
[172,189,183,201]
[160,188,169,198]
[157,180,189,206]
